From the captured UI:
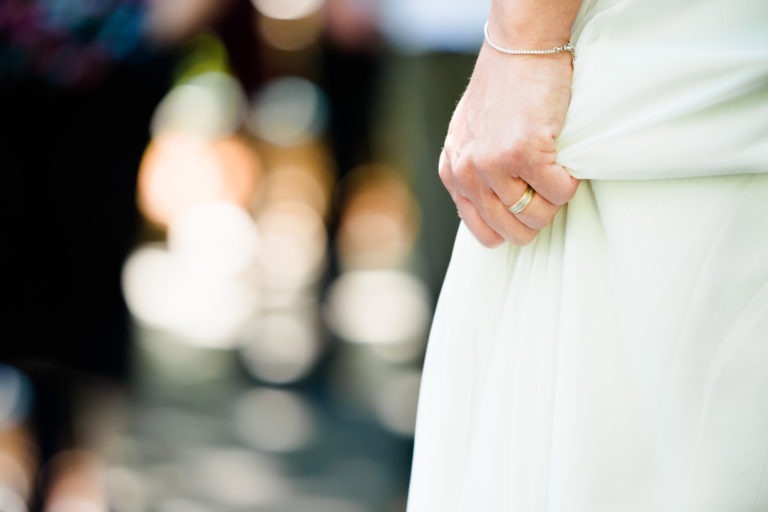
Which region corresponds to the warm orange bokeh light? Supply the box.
[335,165,419,269]
[137,133,262,228]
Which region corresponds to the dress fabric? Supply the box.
[406,0,768,511]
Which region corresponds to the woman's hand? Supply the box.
[440,43,579,247]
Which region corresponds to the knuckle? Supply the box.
[504,139,528,167]
[438,148,448,169]
[438,161,452,186]
[453,158,475,188]
[476,197,495,222]
[443,134,458,153]
[473,151,502,175]
[530,127,556,147]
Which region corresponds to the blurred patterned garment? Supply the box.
[407,0,768,510]
[0,0,150,88]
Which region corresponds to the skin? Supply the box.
[440,0,583,247]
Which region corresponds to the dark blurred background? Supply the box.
[0,0,488,510]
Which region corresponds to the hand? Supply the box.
[440,44,579,247]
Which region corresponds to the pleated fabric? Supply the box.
[407,0,768,510]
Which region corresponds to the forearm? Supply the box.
[488,0,583,48]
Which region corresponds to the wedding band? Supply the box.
[506,186,534,214]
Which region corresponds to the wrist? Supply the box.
[483,21,574,60]
[475,43,574,99]
[487,0,580,48]
[485,18,572,50]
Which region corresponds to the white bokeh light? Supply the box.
[325,270,431,345]
[122,245,185,330]
[122,244,259,347]
[164,277,259,345]
[168,201,260,279]
[238,311,321,384]
[138,134,225,227]
[252,0,323,20]
[257,202,327,290]
[151,72,246,139]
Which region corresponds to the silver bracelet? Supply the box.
[483,21,575,58]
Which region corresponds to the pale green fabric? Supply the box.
[408,0,768,510]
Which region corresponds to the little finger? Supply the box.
[456,197,504,248]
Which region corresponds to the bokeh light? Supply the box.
[252,0,324,20]
[335,165,419,270]
[257,15,325,52]
[143,0,227,46]
[168,201,260,279]
[0,418,36,510]
[122,245,184,331]
[263,164,333,218]
[247,77,329,147]
[256,202,328,291]
[151,72,247,140]
[0,488,26,512]
[325,269,431,345]
[43,450,109,512]
[232,389,315,453]
[238,311,322,384]
[137,133,262,229]
[181,448,287,507]
[122,244,259,347]
[136,134,223,228]
[213,136,262,208]
[152,273,257,346]
[0,365,31,428]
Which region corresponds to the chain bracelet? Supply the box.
[483,21,575,58]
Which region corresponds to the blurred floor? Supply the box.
[103,325,415,512]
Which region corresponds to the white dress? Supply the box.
[407,0,768,511]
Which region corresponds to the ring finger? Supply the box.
[496,182,560,231]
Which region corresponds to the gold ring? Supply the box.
[506,186,534,214]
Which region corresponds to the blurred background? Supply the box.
[0,0,489,510]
